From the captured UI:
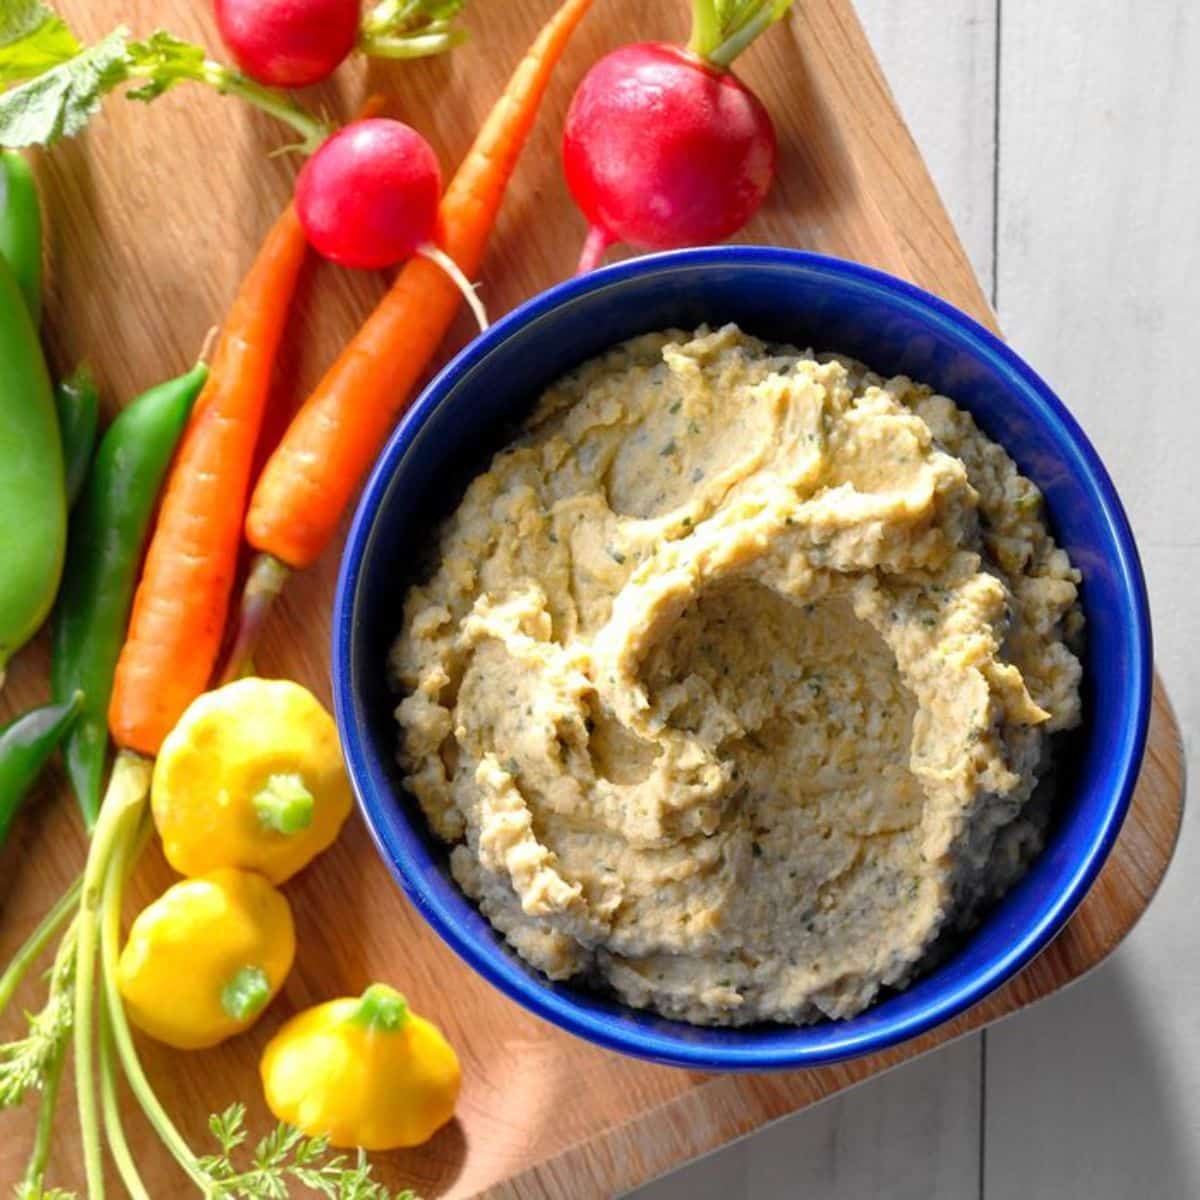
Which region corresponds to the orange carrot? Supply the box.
[109,204,308,756]
[246,0,593,570]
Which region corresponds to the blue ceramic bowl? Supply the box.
[333,247,1151,1070]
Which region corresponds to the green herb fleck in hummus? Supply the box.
[391,325,1083,1026]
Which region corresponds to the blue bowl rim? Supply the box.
[332,245,1153,1071]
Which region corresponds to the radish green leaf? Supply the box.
[0,0,80,84]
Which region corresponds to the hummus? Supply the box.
[391,325,1083,1026]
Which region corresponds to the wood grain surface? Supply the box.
[0,0,1185,1197]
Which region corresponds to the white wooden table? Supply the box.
[636,1,1199,1196]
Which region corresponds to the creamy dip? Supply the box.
[391,325,1083,1026]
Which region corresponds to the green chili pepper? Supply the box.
[0,693,81,844]
[52,360,209,828]
[54,366,100,510]
[0,252,64,688]
[0,149,43,324]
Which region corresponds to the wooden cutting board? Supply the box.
[0,0,1186,1196]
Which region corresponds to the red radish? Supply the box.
[297,119,440,267]
[296,117,488,328]
[563,0,794,273]
[214,0,359,88]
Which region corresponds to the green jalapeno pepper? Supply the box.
[52,360,208,827]
[0,693,81,843]
[0,252,64,687]
[0,149,42,324]
[54,367,100,510]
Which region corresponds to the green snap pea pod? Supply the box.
[0,252,64,688]
[54,366,100,509]
[0,149,42,323]
[52,359,208,828]
[0,692,81,843]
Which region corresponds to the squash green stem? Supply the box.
[254,773,315,834]
[221,966,272,1021]
[351,983,410,1033]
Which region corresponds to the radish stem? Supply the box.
[121,40,330,153]
[361,30,465,59]
[707,4,789,68]
[687,0,795,68]
[688,0,723,60]
[197,61,330,152]
[360,0,469,60]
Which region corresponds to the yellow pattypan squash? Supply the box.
[260,984,461,1150]
[117,868,295,1050]
[152,677,353,885]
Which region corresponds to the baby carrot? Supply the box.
[245,0,593,571]
[108,204,308,757]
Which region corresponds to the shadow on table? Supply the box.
[1010,954,1199,1199]
[627,953,1199,1200]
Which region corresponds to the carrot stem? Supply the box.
[99,991,152,1200]
[73,751,151,1200]
[98,793,210,1189]
[217,553,291,685]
